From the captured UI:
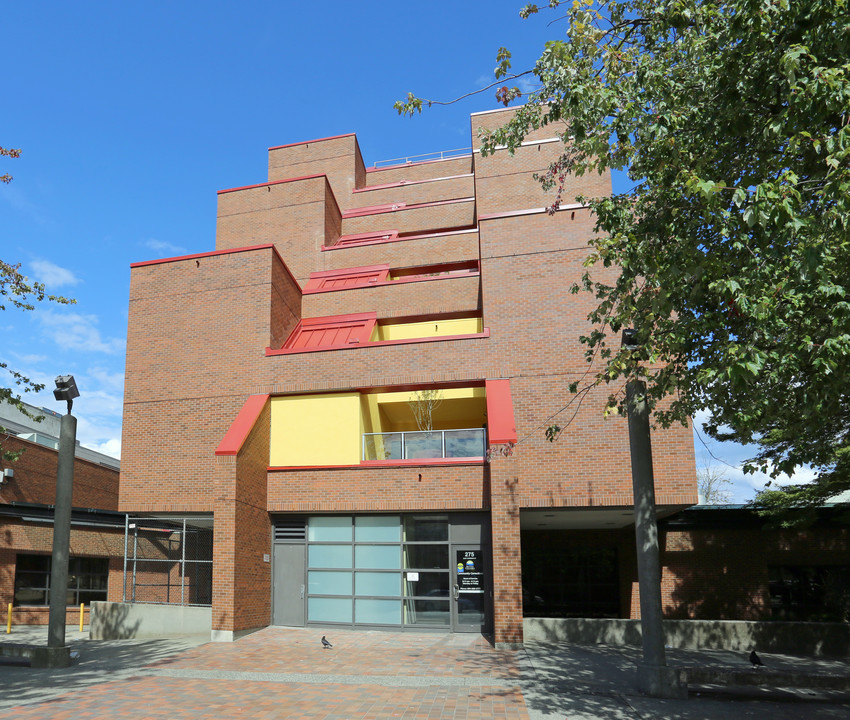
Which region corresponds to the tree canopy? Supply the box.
[397,0,850,515]
[1,149,75,461]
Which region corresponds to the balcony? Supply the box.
[363,428,486,462]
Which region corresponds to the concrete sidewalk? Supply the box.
[1,626,848,719]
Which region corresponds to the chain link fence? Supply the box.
[123,516,213,606]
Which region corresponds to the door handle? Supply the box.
[452,584,459,600]
[300,584,305,599]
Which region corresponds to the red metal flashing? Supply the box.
[303,265,390,292]
[268,457,484,471]
[217,174,326,195]
[267,328,490,356]
[268,133,356,151]
[130,244,302,293]
[215,394,270,456]
[342,202,406,218]
[360,457,484,467]
[478,203,588,221]
[485,379,518,444]
[352,173,473,193]
[323,227,476,252]
[282,312,378,351]
[342,197,473,219]
[303,265,480,295]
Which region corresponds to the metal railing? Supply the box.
[372,147,472,168]
[362,428,485,461]
[123,516,213,606]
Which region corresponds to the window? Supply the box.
[14,554,109,607]
[272,312,486,355]
[769,566,850,621]
[303,261,478,294]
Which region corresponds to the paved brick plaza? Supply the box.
[2,629,529,720]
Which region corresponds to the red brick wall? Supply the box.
[268,134,364,211]
[0,519,124,626]
[302,273,480,321]
[0,435,119,510]
[319,230,480,274]
[353,174,475,208]
[366,156,473,185]
[121,107,698,642]
[213,400,271,632]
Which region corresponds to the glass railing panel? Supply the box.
[444,428,485,457]
[362,428,486,461]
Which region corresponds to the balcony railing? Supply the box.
[363,428,486,461]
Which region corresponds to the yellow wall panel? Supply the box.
[270,393,361,466]
[373,317,482,341]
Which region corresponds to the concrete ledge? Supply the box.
[637,663,688,699]
[211,626,263,643]
[524,618,850,657]
[90,601,212,640]
[685,667,850,691]
[0,643,72,668]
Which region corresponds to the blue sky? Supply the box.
[2,1,798,502]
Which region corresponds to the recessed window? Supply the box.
[769,565,850,621]
[14,554,109,607]
[276,312,484,354]
[303,261,478,294]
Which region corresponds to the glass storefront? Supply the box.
[291,514,486,629]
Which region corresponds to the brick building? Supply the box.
[120,107,700,644]
[0,400,124,626]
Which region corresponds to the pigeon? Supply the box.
[321,635,333,649]
[749,650,764,668]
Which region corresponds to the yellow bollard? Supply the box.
[79,603,85,632]
[6,603,11,634]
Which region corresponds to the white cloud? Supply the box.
[12,352,48,365]
[29,259,80,288]
[38,311,125,355]
[85,437,121,459]
[144,239,187,256]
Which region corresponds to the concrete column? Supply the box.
[627,380,686,698]
[47,413,76,660]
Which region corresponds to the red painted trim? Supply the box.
[283,312,378,350]
[309,264,390,279]
[352,173,473,193]
[303,269,480,295]
[323,226,476,252]
[131,244,303,293]
[485,379,518,444]
[217,174,326,195]
[361,457,484,467]
[266,328,489,356]
[366,154,472,173]
[268,133,356,151]
[268,457,484,471]
[132,243,275,268]
[215,394,270,456]
[478,203,588,221]
[342,197,473,219]
[342,202,406,218]
[303,265,391,292]
[379,310,479,326]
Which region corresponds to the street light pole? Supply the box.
[47,375,80,653]
[622,335,686,699]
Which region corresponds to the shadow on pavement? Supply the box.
[0,634,208,712]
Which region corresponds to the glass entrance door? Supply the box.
[451,545,487,632]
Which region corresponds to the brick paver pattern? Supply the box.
[2,628,529,720]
